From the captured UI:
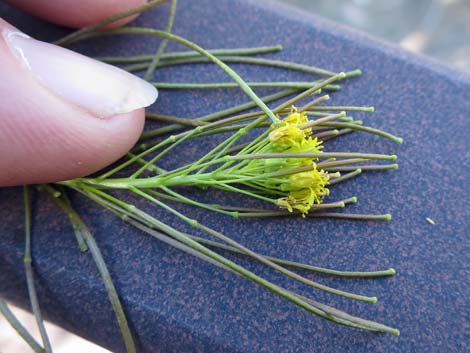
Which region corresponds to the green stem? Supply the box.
[229,152,397,161]
[138,89,295,141]
[308,213,392,221]
[125,55,340,77]
[146,113,207,126]
[23,186,53,353]
[300,111,346,129]
[272,73,346,113]
[76,185,391,278]
[132,188,378,303]
[157,186,237,217]
[101,114,218,178]
[43,185,89,251]
[54,0,169,46]
[197,111,277,175]
[317,158,369,169]
[290,291,398,335]
[130,127,201,178]
[79,152,395,190]
[322,128,354,141]
[151,81,340,90]
[95,45,283,63]
[144,0,177,80]
[210,183,277,204]
[318,122,403,144]
[76,27,280,124]
[309,105,374,112]
[185,235,396,278]
[47,193,136,353]
[0,298,45,353]
[325,164,399,172]
[329,169,363,185]
[71,185,399,334]
[311,129,339,139]
[299,94,330,112]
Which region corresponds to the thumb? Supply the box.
[0,19,157,186]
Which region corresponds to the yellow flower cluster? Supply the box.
[277,165,330,215]
[268,107,312,148]
[268,108,330,215]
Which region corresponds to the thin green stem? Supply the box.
[317,158,369,169]
[229,152,397,161]
[311,129,339,139]
[47,193,136,353]
[80,152,395,190]
[299,111,346,129]
[322,128,354,141]
[185,235,396,278]
[144,0,177,80]
[157,186,237,217]
[214,183,277,204]
[54,0,169,46]
[146,113,207,126]
[125,55,340,77]
[198,113,275,175]
[23,186,53,353]
[75,185,391,279]
[95,45,283,63]
[273,73,346,114]
[77,27,280,124]
[100,121,205,178]
[329,169,363,185]
[319,122,403,144]
[289,291,398,335]
[132,188,378,303]
[71,185,399,334]
[138,89,295,141]
[309,105,374,112]
[130,127,201,178]
[325,164,399,172]
[308,213,392,221]
[299,94,330,112]
[0,298,45,353]
[151,81,339,90]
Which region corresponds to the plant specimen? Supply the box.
[0,1,405,352]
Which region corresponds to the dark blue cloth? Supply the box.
[1,1,469,352]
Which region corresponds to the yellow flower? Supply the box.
[295,167,328,189]
[268,107,317,149]
[285,137,323,156]
[277,164,330,215]
[268,124,304,147]
[277,187,323,216]
[284,107,309,126]
[241,105,330,214]
[276,189,313,216]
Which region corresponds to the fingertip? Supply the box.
[0,108,146,186]
[5,0,147,29]
[0,22,154,186]
[66,107,147,181]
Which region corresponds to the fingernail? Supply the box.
[3,29,158,118]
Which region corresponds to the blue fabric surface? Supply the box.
[1,1,469,352]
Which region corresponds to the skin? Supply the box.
[0,0,148,186]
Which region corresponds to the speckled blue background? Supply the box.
[0,1,469,352]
